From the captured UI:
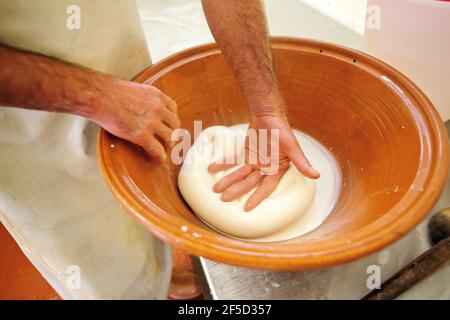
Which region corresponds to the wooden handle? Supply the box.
[363,237,450,300]
[168,247,202,300]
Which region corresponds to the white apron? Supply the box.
[0,0,171,299]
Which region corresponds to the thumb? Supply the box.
[287,142,320,179]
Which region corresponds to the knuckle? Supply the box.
[154,102,165,114]
[151,86,163,97]
[146,117,158,130]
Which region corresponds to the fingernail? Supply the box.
[310,167,320,178]
[221,193,234,202]
[212,183,222,193]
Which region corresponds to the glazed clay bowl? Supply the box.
[98,38,448,271]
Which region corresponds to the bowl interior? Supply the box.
[98,38,448,270]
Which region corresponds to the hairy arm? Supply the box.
[0,44,179,162]
[202,0,281,116]
[202,0,319,211]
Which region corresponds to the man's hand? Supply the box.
[202,0,320,210]
[95,81,180,163]
[208,113,320,212]
[0,45,180,163]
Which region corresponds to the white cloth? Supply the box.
[0,0,171,299]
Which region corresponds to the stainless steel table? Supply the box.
[193,258,351,300]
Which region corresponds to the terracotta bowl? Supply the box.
[98,38,448,271]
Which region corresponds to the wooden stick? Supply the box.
[363,237,450,300]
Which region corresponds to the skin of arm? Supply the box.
[0,44,180,162]
[202,0,320,211]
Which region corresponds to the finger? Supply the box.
[162,108,181,130]
[208,162,237,173]
[221,170,264,202]
[212,165,253,193]
[160,91,178,113]
[142,136,167,163]
[244,169,286,212]
[154,123,173,150]
[286,140,320,179]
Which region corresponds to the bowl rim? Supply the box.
[97,37,449,271]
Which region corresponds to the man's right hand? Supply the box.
[95,81,180,163]
[0,45,180,163]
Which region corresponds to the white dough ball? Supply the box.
[178,125,316,239]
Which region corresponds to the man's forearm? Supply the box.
[0,44,180,162]
[0,44,119,121]
[202,0,283,117]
